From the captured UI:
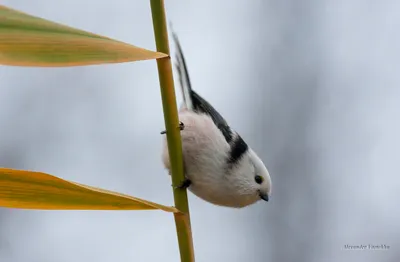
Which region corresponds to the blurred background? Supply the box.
[1,0,399,261]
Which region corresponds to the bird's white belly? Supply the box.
[162,111,259,208]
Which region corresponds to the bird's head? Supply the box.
[228,148,272,207]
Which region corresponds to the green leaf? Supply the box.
[0,168,177,212]
[0,5,167,67]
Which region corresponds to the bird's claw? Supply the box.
[173,178,191,190]
[160,122,185,135]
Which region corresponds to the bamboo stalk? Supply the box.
[149,1,195,261]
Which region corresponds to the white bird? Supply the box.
[162,34,272,208]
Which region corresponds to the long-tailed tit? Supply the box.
[162,34,271,208]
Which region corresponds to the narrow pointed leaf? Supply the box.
[0,5,167,67]
[0,168,177,212]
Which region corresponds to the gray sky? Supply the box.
[1,1,399,262]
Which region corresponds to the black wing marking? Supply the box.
[190,91,234,144]
[173,32,234,144]
[227,134,249,164]
[172,32,249,165]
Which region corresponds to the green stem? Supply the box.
[149,1,195,261]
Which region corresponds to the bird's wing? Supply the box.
[172,32,234,144]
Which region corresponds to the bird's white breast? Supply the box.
[162,110,260,207]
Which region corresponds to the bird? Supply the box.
[161,33,272,208]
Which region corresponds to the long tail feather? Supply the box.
[172,32,194,110]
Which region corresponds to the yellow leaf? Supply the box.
[0,168,177,212]
[0,5,168,67]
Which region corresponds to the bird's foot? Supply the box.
[160,122,185,135]
[174,178,191,190]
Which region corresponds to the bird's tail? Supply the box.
[172,31,194,110]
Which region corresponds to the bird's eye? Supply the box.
[255,175,263,184]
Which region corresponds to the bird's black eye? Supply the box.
[255,175,263,184]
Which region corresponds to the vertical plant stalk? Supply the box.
[150,1,195,262]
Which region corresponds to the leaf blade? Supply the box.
[0,168,177,212]
[0,5,167,67]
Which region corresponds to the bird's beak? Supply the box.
[259,192,269,202]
